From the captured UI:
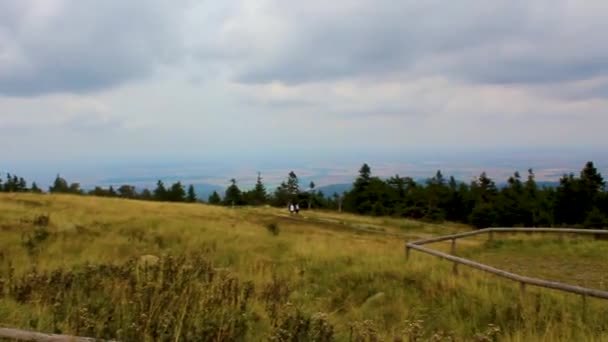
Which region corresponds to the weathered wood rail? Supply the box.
[406,227,608,300]
[0,327,107,342]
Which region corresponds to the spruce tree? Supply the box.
[224,179,242,206]
[168,182,186,202]
[308,181,316,209]
[208,191,221,205]
[287,171,299,201]
[31,182,42,193]
[49,174,69,193]
[153,180,167,201]
[186,185,197,203]
[251,172,267,205]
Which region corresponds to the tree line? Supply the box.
[1,161,606,229]
[340,162,607,229]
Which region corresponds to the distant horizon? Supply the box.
[3,146,607,191]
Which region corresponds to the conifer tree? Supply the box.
[186,185,197,203]
[208,191,221,205]
[49,174,69,193]
[168,182,186,202]
[224,179,242,206]
[153,180,167,201]
[31,182,42,193]
[251,172,268,205]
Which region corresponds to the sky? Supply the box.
[2,0,608,173]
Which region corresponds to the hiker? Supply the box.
[295,203,300,214]
[289,203,295,215]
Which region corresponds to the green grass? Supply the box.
[0,193,607,341]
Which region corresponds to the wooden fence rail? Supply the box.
[405,227,608,300]
[0,327,105,342]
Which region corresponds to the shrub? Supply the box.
[266,222,280,236]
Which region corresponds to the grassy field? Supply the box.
[0,193,607,341]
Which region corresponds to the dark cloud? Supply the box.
[0,0,190,96]
[231,1,608,88]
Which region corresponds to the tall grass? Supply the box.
[0,193,607,341]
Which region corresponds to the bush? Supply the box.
[266,222,280,236]
[33,214,50,227]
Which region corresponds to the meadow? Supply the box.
[0,193,607,341]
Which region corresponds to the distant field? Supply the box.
[0,193,607,341]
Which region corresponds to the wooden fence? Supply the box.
[0,327,104,342]
[405,227,608,300]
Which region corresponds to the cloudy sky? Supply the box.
[2,0,608,166]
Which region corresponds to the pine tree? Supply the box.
[31,182,42,193]
[344,163,374,214]
[308,181,316,209]
[251,172,267,205]
[273,181,290,207]
[208,191,221,205]
[108,185,117,197]
[287,171,299,200]
[49,174,69,193]
[153,180,167,201]
[140,188,153,200]
[118,185,137,199]
[186,185,197,203]
[224,179,242,206]
[168,182,186,202]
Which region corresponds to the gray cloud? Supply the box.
[225,1,608,88]
[0,0,190,96]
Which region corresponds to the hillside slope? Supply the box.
[0,193,606,341]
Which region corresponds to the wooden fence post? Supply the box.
[520,282,526,297]
[582,294,587,321]
[452,262,459,275]
[405,245,410,260]
[450,238,456,255]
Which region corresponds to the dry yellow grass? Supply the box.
[0,193,607,341]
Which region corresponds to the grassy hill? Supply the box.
[0,193,607,341]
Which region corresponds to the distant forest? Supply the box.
[1,161,607,229]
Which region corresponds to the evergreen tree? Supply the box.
[49,174,69,193]
[344,163,373,214]
[108,185,117,197]
[273,181,290,207]
[251,172,267,205]
[68,183,82,194]
[224,179,242,206]
[287,171,300,201]
[17,177,27,192]
[167,181,186,202]
[153,180,167,201]
[118,185,137,199]
[31,182,42,193]
[208,191,221,205]
[140,188,153,200]
[496,171,527,227]
[186,185,197,203]
[308,181,316,209]
[554,173,584,225]
[469,172,498,228]
[425,170,449,221]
